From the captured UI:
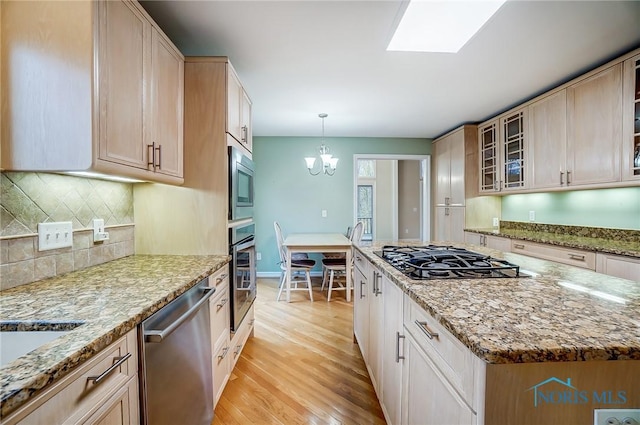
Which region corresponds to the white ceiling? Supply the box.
[140,0,640,139]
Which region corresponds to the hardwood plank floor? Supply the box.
[213,278,386,425]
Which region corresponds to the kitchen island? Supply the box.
[0,254,229,419]
[354,241,639,425]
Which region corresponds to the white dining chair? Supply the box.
[321,221,364,301]
[274,221,316,302]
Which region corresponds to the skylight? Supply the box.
[387,0,507,53]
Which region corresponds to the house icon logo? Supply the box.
[527,377,577,407]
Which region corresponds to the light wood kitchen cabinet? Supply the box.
[435,206,465,243]
[596,253,640,282]
[2,330,139,425]
[433,129,466,206]
[511,239,596,270]
[209,266,231,406]
[622,53,640,181]
[226,63,253,154]
[368,268,384,393]
[402,296,480,425]
[478,109,527,193]
[380,274,403,425]
[566,63,623,186]
[464,232,511,252]
[528,90,568,190]
[1,0,184,184]
[353,253,371,364]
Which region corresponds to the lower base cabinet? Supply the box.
[595,252,640,281]
[3,330,139,425]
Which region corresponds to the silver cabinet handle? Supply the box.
[560,171,564,185]
[396,332,405,363]
[147,142,156,169]
[567,170,571,184]
[215,273,228,285]
[569,254,585,261]
[444,207,450,216]
[156,144,162,169]
[513,243,525,250]
[444,196,450,206]
[234,343,243,357]
[241,125,248,144]
[356,255,362,261]
[415,320,439,340]
[145,287,216,343]
[87,353,131,385]
[216,298,229,311]
[373,271,382,296]
[218,346,229,362]
[360,280,366,299]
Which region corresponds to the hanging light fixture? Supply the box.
[305,113,338,176]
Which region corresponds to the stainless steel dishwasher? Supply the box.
[140,278,215,425]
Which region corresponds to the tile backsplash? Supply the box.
[1,172,135,290]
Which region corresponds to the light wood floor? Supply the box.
[213,278,386,425]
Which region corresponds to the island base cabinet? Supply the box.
[484,360,640,425]
[402,332,476,425]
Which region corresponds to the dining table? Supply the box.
[282,233,352,302]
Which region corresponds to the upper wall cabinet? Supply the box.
[622,53,640,181]
[479,109,527,194]
[528,90,567,190]
[226,64,253,154]
[1,0,184,184]
[566,63,622,186]
[433,128,466,206]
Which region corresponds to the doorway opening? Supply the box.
[353,154,431,242]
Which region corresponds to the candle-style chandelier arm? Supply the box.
[304,113,338,176]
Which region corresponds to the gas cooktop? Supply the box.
[374,245,525,280]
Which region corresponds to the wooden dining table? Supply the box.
[282,233,352,302]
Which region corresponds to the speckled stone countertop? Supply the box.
[0,254,229,418]
[466,222,640,257]
[356,242,640,365]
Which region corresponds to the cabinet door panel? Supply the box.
[567,64,622,186]
[150,28,184,178]
[98,0,149,169]
[381,277,403,425]
[434,139,451,206]
[402,335,475,425]
[227,68,242,142]
[449,131,466,205]
[241,90,252,152]
[354,264,370,362]
[528,90,567,189]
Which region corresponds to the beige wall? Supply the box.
[375,160,395,240]
[398,160,421,239]
[0,172,135,290]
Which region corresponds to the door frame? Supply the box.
[353,154,431,242]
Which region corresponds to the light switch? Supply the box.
[38,222,73,251]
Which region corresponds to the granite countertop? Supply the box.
[0,254,230,418]
[465,223,640,258]
[356,242,640,365]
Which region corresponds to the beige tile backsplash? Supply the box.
[1,172,135,290]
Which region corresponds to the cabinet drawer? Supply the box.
[403,296,476,407]
[354,249,369,276]
[210,266,230,291]
[212,333,231,407]
[6,330,137,425]
[510,239,595,269]
[210,282,230,344]
[230,304,254,367]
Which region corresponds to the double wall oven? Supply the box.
[228,146,256,332]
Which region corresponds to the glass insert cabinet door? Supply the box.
[502,110,526,190]
[479,122,498,192]
[633,57,640,176]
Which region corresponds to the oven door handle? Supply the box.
[145,287,216,343]
[234,238,255,252]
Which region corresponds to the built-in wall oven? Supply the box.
[229,221,256,331]
[229,146,254,221]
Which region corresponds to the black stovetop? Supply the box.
[373,245,525,280]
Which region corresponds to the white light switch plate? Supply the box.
[38,222,73,251]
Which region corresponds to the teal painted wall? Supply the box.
[501,187,640,230]
[253,136,431,273]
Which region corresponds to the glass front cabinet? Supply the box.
[623,53,640,181]
[479,109,527,193]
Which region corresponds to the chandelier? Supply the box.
[305,113,338,176]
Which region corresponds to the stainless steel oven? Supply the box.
[229,221,256,331]
[229,146,254,221]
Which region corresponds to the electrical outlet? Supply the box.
[256,252,262,261]
[38,222,73,251]
[529,210,535,222]
[594,409,640,425]
[92,218,110,242]
[492,217,499,227]
[321,209,327,218]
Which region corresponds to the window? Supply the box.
[357,185,373,240]
[357,159,375,178]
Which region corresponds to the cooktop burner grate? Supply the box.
[374,245,525,279]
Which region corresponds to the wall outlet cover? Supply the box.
[529,210,535,222]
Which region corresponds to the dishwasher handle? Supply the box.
[145,287,216,343]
